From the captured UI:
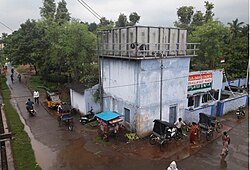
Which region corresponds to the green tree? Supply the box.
[98,17,114,30]
[40,0,56,20]
[40,21,98,86]
[227,18,244,40]
[204,1,214,22]
[189,21,229,70]
[128,12,140,26]
[174,6,194,31]
[224,22,248,80]
[88,22,97,32]
[115,13,128,27]
[55,0,71,25]
[224,36,249,80]
[191,11,204,27]
[4,20,47,74]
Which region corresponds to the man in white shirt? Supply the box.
[33,90,39,104]
[174,118,185,135]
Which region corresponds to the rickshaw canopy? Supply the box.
[153,119,174,136]
[96,111,122,121]
[199,113,212,126]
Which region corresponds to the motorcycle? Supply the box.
[235,106,245,119]
[80,108,96,125]
[27,106,36,116]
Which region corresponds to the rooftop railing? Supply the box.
[97,42,199,59]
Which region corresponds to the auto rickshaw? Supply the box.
[46,91,62,109]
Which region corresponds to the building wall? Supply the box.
[184,102,216,123]
[101,57,140,130]
[70,85,100,114]
[217,94,248,116]
[222,78,247,90]
[101,57,190,136]
[136,57,190,136]
[70,89,86,114]
[101,58,140,104]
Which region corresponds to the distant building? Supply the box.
[97,26,198,137]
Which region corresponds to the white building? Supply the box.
[68,83,100,114]
[97,26,198,137]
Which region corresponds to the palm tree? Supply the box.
[227,18,244,39]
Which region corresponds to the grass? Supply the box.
[27,75,70,103]
[0,75,41,170]
[16,67,31,74]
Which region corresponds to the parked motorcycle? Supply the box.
[79,107,96,125]
[235,106,245,119]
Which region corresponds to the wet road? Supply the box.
[178,116,249,170]
[6,67,249,170]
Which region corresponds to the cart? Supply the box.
[96,111,123,141]
[197,113,215,141]
[46,91,62,109]
[57,103,74,131]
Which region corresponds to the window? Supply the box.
[188,97,194,107]
[194,95,200,108]
[124,108,130,123]
[202,94,208,103]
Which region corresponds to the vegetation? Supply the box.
[0,75,41,170]
[175,1,249,80]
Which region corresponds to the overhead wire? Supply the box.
[76,0,102,20]
[0,20,13,32]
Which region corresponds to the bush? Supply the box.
[42,73,69,84]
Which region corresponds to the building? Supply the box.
[68,82,100,114]
[97,26,198,137]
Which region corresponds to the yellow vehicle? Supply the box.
[46,91,62,109]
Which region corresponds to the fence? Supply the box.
[184,93,248,123]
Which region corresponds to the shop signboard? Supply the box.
[188,73,212,91]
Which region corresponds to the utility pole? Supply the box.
[159,54,163,120]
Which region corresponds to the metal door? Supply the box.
[169,105,177,123]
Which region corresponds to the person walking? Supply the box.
[174,118,186,136]
[220,131,230,159]
[33,90,40,104]
[190,122,199,144]
[10,73,14,83]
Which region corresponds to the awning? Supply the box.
[96,111,122,121]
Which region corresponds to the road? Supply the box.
[5,67,249,170]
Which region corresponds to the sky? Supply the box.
[0,0,249,35]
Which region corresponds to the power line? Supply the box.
[79,0,102,19]
[0,21,13,32]
[77,0,102,20]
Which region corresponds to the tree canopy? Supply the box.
[175,1,249,80]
